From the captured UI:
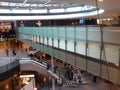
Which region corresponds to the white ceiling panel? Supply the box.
[0,0,119,17]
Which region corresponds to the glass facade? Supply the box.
[18,26,120,65]
[18,26,120,83]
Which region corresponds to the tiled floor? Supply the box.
[40,78,120,90]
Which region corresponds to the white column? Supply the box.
[51,56,55,90]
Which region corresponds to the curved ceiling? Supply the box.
[51,0,120,17]
[0,0,119,19]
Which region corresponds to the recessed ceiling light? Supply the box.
[99,0,103,2]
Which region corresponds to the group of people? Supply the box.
[64,65,74,80]
[64,63,82,83]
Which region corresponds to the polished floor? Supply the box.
[40,66,120,90]
[0,40,28,66]
[0,40,120,90]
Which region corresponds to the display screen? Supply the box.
[79,19,84,24]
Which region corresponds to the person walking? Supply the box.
[6,49,9,57]
[12,49,16,56]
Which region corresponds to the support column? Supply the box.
[74,41,77,66]
[85,26,88,71]
[65,40,67,62]
[51,55,55,90]
[74,27,76,66]
[51,35,55,90]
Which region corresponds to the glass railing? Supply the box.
[18,26,120,66]
[18,26,120,44]
[0,60,19,74]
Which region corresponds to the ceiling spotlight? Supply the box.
[98,0,103,2]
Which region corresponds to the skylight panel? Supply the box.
[50,8,64,13]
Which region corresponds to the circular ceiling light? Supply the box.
[0,3,104,20]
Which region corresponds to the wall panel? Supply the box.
[40,37,43,43]
[87,60,100,76]
[104,45,119,65]
[44,37,47,45]
[59,39,65,50]
[67,54,75,65]
[37,36,39,43]
[59,50,67,62]
[101,64,118,84]
[53,39,58,48]
[66,27,74,39]
[48,38,52,46]
[58,27,65,40]
[76,56,86,70]
[76,27,86,40]
[67,40,74,52]
[76,41,86,55]
[88,43,100,59]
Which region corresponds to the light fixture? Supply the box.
[20,74,34,78]
[0,9,104,20]
[5,85,9,89]
[43,77,47,82]
[98,0,103,2]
